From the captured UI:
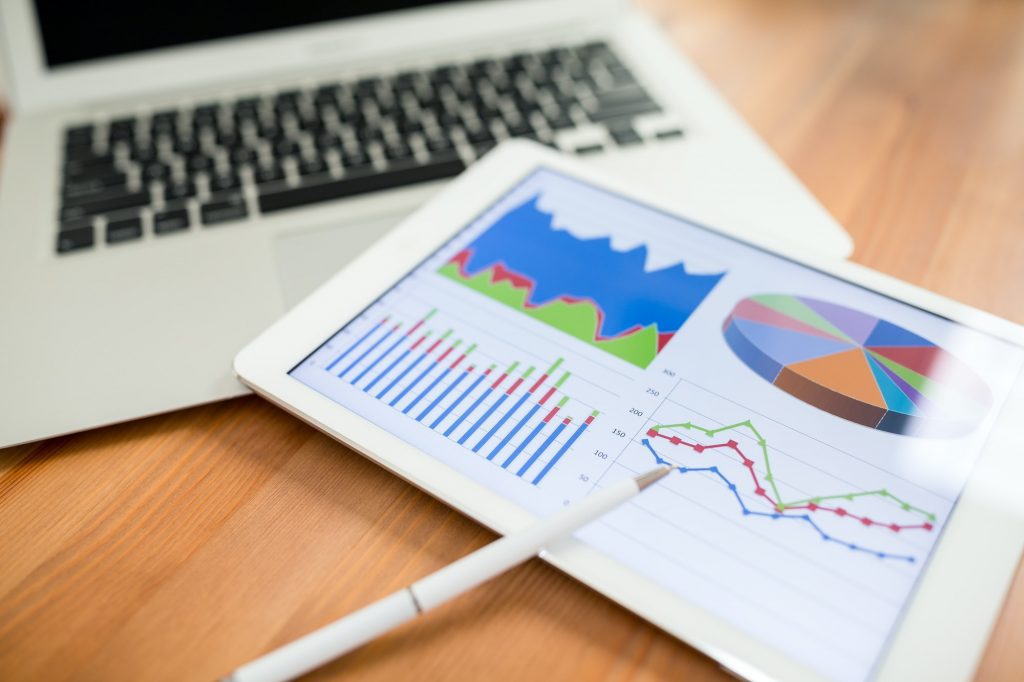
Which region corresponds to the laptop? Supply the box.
[0,0,852,447]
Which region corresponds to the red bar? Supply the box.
[538,386,557,405]
[449,353,467,369]
[542,406,560,423]
[407,317,426,336]
[561,417,572,425]
[527,373,549,394]
[482,367,493,376]
[410,333,429,350]
[466,364,476,373]
[490,372,509,389]
[504,377,525,395]
[389,323,401,333]
[584,415,595,425]
[424,337,444,354]
[435,345,456,364]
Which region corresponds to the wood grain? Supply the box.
[2,0,1023,679]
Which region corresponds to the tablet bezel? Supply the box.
[235,140,1024,682]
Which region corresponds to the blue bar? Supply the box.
[516,420,568,477]
[532,421,590,484]
[432,372,486,430]
[326,319,384,371]
[338,325,396,379]
[474,391,532,454]
[444,384,495,438]
[501,413,547,469]
[351,333,406,386]
[377,352,428,400]
[488,403,541,462]
[391,355,440,408]
[418,369,466,423]
[406,367,450,416]
[457,392,509,445]
[363,348,411,394]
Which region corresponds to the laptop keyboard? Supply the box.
[57,41,681,254]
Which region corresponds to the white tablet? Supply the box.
[235,141,1024,682]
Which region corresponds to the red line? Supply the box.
[584,415,595,425]
[450,353,467,369]
[409,334,429,350]
[482,367,493,376]
[538,386,557,405]
[561,417,572,425]
[528,373,549,394]
[505,377,525,395]
[542,406,560,423]
[645,429,933,533]
[490,372,508,389]
[466,364,476,373]
[424,337,444,354]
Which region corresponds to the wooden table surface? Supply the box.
[3,0,1023,680]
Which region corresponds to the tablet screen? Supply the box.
[290,167,1023,681]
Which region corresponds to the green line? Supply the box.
[557,395,570,407]
[650,421,936,520]
[424,308,438,320]
[465,343,477,355]
[504,361,520,374]
[545,358,565,375]
[590,409,600,417]
[554,371,571,388]
[440,329,452,339]
[450,339,462,349]
[521,366,535,379]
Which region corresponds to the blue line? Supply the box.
[406,367,451,416]
[392,356,440,408]
[419,370,469,423]
[517,420,568,477]
[326,319,384,371]
[473,391,532,454]
[502,417,546,469]
[434,373,487,431]
[532,421,590,484]
[377,352,427,400]
[488,403,541,462]
[444,385,495,438]
[338,326,396,379]
[639,439,915,563]
[363,348,410,393]
[458,392,510,446]
[351,334,406,386]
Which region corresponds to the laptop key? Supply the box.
[61,190,149,220]
[153,209,190,235]
[106,216,143,243]
[56,223,95,253]
[609,125,643,146]
[201,192,248,226]
[258,157,465,214]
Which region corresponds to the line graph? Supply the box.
[640,439,918,562]
[645,422,936,531]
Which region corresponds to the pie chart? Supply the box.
[722,294,991,436]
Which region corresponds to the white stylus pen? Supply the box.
[224,465,672,682]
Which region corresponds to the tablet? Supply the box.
[235,141,1024,682]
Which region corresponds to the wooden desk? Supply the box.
[2,1,1023,679]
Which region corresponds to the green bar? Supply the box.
[554,371,571,388]
[504,361,520,373]
[556,395,570,407]
[545,358,564,375]
[521,366,535,379]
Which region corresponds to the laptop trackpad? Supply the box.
[273,216,401,307]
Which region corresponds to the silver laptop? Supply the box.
[0,0,852,447]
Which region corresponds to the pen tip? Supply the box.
[635,464,673,491]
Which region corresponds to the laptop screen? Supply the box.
[33,1,473,68]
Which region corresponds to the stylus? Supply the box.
[222,464,672,682]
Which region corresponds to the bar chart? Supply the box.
[316,307,601,485]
